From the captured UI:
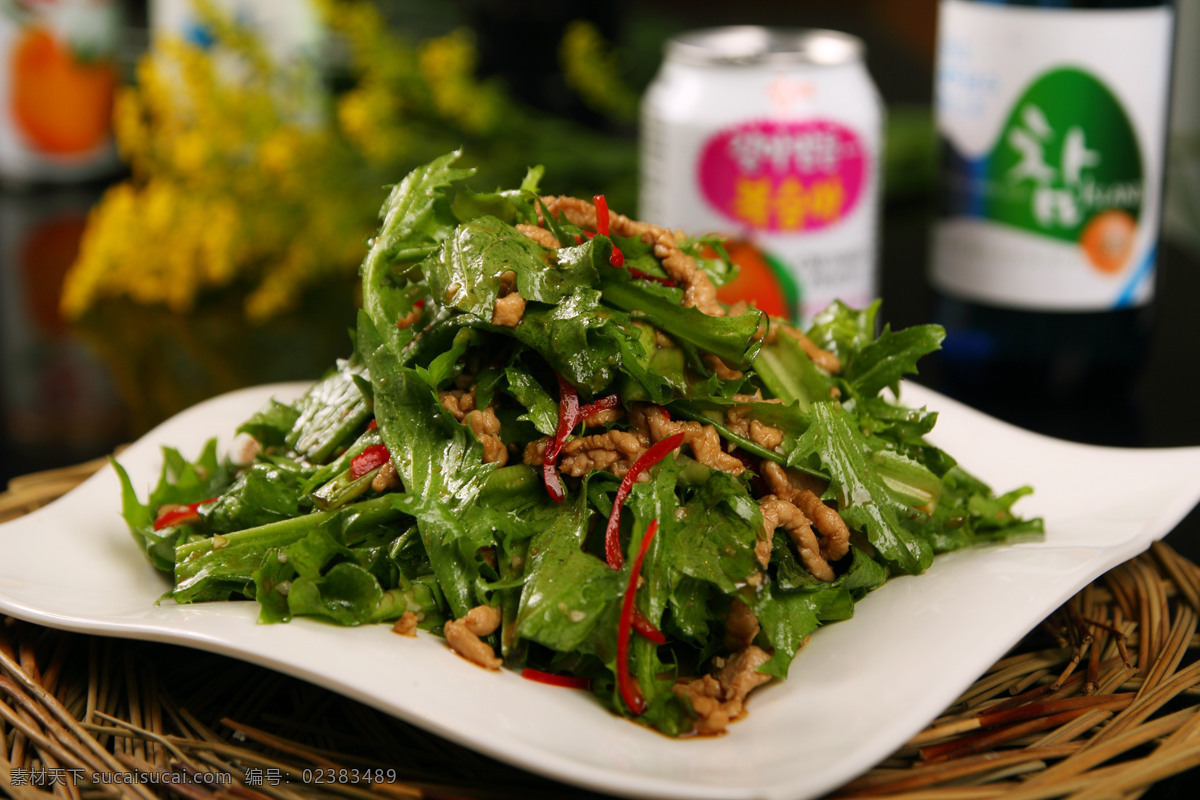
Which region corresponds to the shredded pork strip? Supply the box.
[466,408,508,466]
[392,611,419,637]
[440,388,507,465]
[725,405,785,451]
[757,495,835,582]
[629,404,745,476]
[761,461,851,561]
[444,605,502,670]
[723,598,761,652]
[672,645,773,735]
[558,429,649,479]
[439,387,476,421]
[777,326,842,374]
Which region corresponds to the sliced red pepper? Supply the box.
[632,613,667,645]
[593,194,624,268]
[604,432,685,570]
[617,518,660,716]
[367,419,378,431]
[593,194,611,236]
[350,443,391,480]
[577,394,621,422]
[520,668,592,690]
[542,373,580,502]
[542,378,628,501]
[626,267,674,287]
[153,498,218,531]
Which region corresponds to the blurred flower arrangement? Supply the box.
[61,0,639,323]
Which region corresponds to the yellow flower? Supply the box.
[419,29,499,134]
[259,130,298,176]
[61,0,638,325]
[170,130,210,176]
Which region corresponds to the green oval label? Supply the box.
[985,67,1143,272]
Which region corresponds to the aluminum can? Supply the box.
[639,26,884,323]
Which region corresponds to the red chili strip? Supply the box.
[367,419,378,430]
[593,194,611,236]
[593,194,624,268]
[632,613,667,645]
[520,668,593,690]
[626,267,675,287]
[542,373,580,502]
[604,432,685,569]
[153,498,218,531]
[350,443,391,480]
[577,394,621,422]
[617,518,660,716]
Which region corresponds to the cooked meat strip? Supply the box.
[558,429,649,478]
[580,404,624,427]
[779,326,842,374]
[462,604,501,636]
[673,675,741,736]
[444,620,502,670]
[371,460,400,492]
[725,407,751,440]
[724,598,760,652]
[523,437,550,467]
[761,459,829,499]
[749,420,784,450]
[717,645,773,704]
[392,611,419,637]
[758,495,835,581]
[725,406,785,451]
[444,604,502,671]
[672,645,773,735]
[760,461,850,561]
[441,388,507,466]
[515,222,561,249]
[439,387,477,422]
[466,408,508,466]
[634,404,745,476]
[704,352,743,381]
[492,291,525,327]
[793,488,851,561]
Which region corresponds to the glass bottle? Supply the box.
[928,0,1175,443]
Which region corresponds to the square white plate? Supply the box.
[3,381,1200,800]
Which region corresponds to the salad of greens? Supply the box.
[114,151,1041,736]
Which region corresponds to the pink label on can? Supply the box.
[697,119,867,232]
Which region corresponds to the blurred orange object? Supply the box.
[10,26,117,155]
[712,240,799,321]
[0,0,120,182]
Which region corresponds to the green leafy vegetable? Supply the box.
[114,151,1041,737]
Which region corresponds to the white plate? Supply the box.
[4,381,1200,800]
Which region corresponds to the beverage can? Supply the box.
[0,0,121,185]
[639,26,884,323]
